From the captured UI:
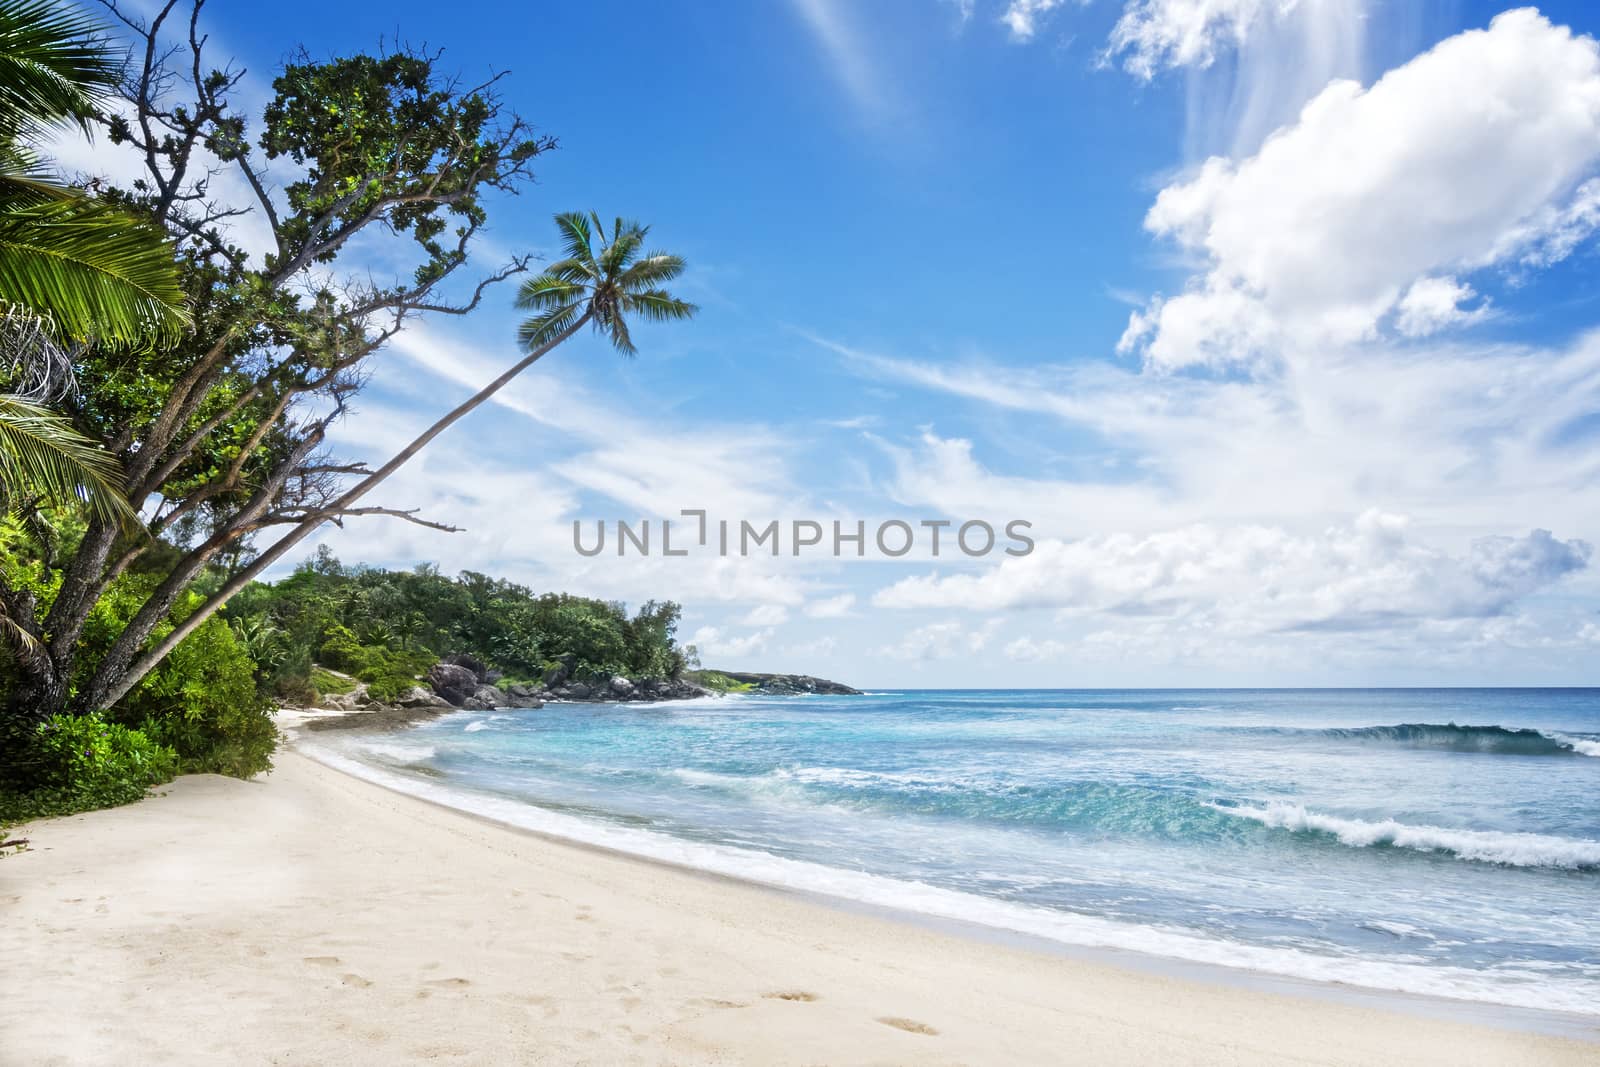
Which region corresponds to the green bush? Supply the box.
[685,670,755,693]
[0,714,177,825]
[318,624,366,673]
[77,577,279,779]
[123,612,279,778]
[309,666,356,695]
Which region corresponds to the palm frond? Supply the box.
[552,211,596,267]
[0,392,137,526]
[516,301,583,351]
[0,0,120,139]
[623,289,698,323]
[597,219,646,276]
[513,272,587,311]
[618,252,685,289]
[603,308,636,356]
[515,211,698,360]
[0,191,189,347]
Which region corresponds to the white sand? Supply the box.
[4,742,1597,1065]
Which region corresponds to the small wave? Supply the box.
[300,744,1600,1016]
[1215,801,1600,870]
[1267,722,1600,757]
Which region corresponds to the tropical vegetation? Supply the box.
[0,0,700,824]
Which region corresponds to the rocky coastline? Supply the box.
[300,653,859,733]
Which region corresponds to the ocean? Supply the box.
[309,688,1600,1016]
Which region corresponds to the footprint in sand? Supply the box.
[762,991,819,1002]
[689,997,749,1010]
[424,977,472,988]
[340,973,373,988]
[876,1016,938,1036]
[302,955,341,966]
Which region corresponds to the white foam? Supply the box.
[1216,802,1600,870]
[1547,732,1600,757]
[464,721,492,733]
[301,743,1600,1017]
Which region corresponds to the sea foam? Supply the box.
[1215,801,1600,869]
[300,742,1600,1017]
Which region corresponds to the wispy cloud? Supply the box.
[788,0,896,120]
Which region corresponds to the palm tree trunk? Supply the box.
[90,313,592,711]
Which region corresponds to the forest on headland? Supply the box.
[0,0,713,825]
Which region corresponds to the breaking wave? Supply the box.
[1215,801,1600,870]
[1252,722,1600,757]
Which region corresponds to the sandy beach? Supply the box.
[4,732,1597,1067]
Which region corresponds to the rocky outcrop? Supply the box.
[427,662,479,706]
[716,672,861,696]
[464,684,506,711]
[538,673,709,703]
[304,654,854,723]
[395,685,451,709]
[503,683,545,708]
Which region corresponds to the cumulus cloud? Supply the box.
[804,593,857,618]
[689,626,774,658]
[1393,277,1486,338]
[1003,636,1073,662]
[875,511,1591,634]
[877,619,1000,660]
[1002,0,1070,40]
[741,604,792,627]
[1109,0,1289,79]
[1122,10,1600,369]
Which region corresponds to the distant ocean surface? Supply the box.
[311,689,1600,1015]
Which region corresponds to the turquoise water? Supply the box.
[318,689,1600,1014]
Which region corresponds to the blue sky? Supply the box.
[60,1,1600,685]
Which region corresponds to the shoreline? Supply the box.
[2,719,1595,1064]
[300,717,1600,1038]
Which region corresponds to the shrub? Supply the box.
[685,670,755,694]
[318,624,366,673]
[309,666,356,695]
[0,714,177,826]
[75,579,278,779]
[122,613,279,778]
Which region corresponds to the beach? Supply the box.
[4,725,1597,1066]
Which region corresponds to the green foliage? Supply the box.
[259,50,548,286]
[78,575,277,777]
[231,551,690,697]
[309,665,355,696]
[0,713,176,825]
[685,670,755,694]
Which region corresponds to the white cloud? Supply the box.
[741,604,792,627]
[786,635,839,660]
[689,626,774,658]
[1394,276,1485,338]
[1108,0,1274,78]
[1123,10,1600,369]
[1002,0,1070,40]
[1004,636,1073,662]
[876,619,1000,660]
[789,0,895,119]
[875,511,1591,635]
[804,593,857,618]
[1106,0,1367,83]
[837,326,1600,546]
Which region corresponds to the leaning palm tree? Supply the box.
[313,210,698,504]
[94,211,698,709]
[0,0,187,523]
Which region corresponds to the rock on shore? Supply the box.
[715,672,862,695]
[299,654,859,731]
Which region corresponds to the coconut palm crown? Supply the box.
[515,212,697,356]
